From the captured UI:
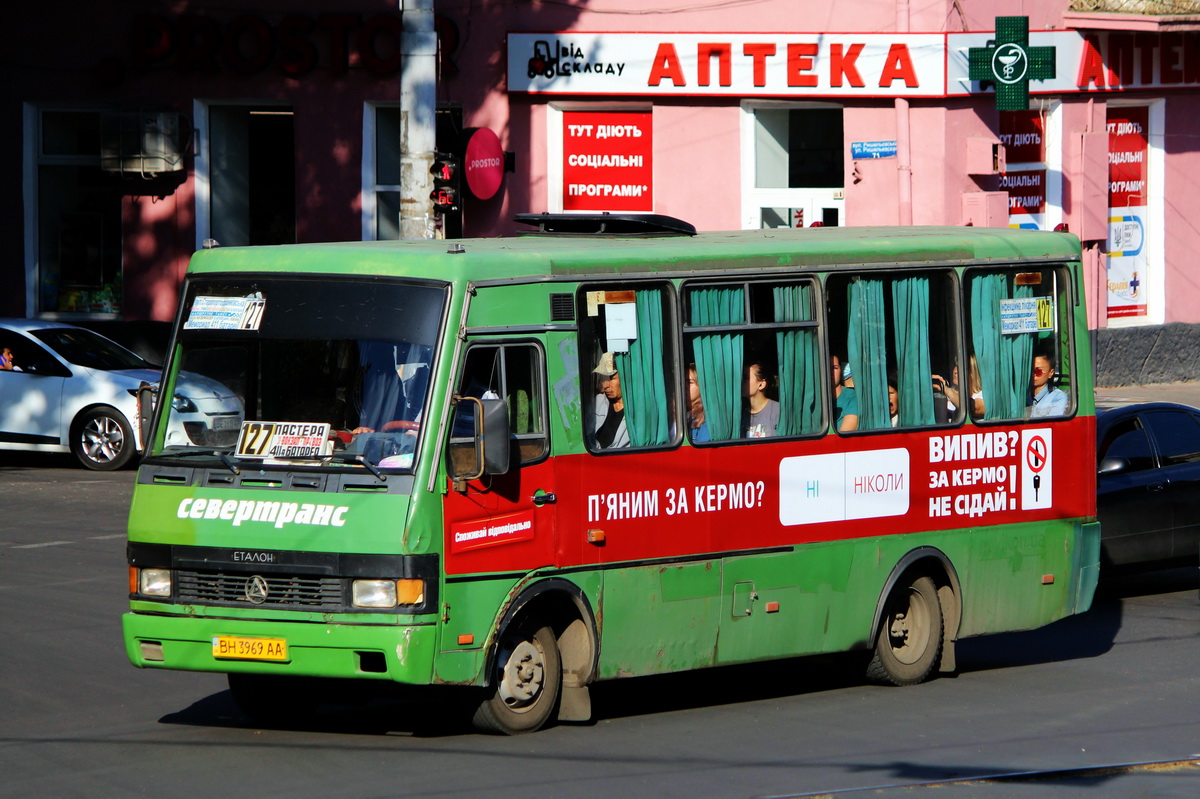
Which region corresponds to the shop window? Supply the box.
[826,271,960,431]
[41,111,102,157]
[451,343,548,466]
[579,285,676,452]
[370,105,404,240]
[366,104,461,240]
[35,110,123,315]
[683,279,823,442]
[965,267,1073,421]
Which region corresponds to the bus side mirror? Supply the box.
[448,396,510,491]
[479,398,511,476]
[136,382,158,451]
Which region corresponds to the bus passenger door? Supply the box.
[442,342,557,578]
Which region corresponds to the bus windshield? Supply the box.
[155,277,447,471]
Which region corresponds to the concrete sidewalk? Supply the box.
[1096,381,1200,408]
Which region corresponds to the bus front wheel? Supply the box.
[866,575,943,686]
[473,621,561,734]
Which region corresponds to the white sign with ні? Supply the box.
[779,448,910,526]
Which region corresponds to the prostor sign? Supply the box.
[133,12,404,76]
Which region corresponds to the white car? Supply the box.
[0,319,241,470]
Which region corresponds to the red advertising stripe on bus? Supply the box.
[442,417,1094,576]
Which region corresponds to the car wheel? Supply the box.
[71,406,135,471]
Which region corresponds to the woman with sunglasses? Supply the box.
[1029,354,1068,417]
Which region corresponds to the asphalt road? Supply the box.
[1,450,1199,799]
[1096,380,1200,408]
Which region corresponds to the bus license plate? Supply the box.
[212,635,288,662]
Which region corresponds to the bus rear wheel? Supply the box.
[472,621,561,735]
[867,575,943,686]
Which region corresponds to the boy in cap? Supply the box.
[592,352,629,448]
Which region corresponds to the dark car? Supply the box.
[1097,402,1200,571]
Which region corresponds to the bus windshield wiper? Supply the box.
[325,453,386,482]
[218,451,241,475]
[153,448,244,474]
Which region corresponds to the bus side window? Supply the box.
[503,344,548,463]
[683,279,822,443]
[451,343,548,467]
[966,267,1072,421]
[579,285,676,452]
[827,271,958,431]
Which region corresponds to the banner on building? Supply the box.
[1001,111,1047,230]
[562,110,653,212]
[512,30,1200,99]
[512,33,948,97]
[1106,106,1150,320]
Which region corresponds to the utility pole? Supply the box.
[399,0,437,239]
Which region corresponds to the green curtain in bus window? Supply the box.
[773,284,820,436]
[847,278,889,430]
[1003,283,1035,417]
[970,274,1033,419]
[615,291,670,446]
[689,286,745,441]
[891,277,935,426]
[970,274,1005,420]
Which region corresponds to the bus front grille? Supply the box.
[176,570,344,610]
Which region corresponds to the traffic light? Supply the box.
[430,152,460,215]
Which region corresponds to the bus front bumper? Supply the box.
[122,612,438,684]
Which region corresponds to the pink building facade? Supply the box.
[6,1,1200,383]
[441,0,1200,384]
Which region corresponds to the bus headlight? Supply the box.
[138,568,172,597]
[352,579,425,608]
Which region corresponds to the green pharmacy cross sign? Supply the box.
[968,16,1056,111]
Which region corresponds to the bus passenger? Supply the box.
[832,355,858,431]
[743,361,779,438]
[1029,353,1068,418]
[888,379,900,427]
[593,352,629,448]
[937,354,984,417]
[687,364,710,443]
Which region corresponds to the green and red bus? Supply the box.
[123,216,1099,733]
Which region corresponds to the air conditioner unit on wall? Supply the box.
[961,191,1009,228]
[966,137,1006,176]
[100,111,189,176]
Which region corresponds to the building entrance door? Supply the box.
[202,105,296,247]
[743,105,845,229]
